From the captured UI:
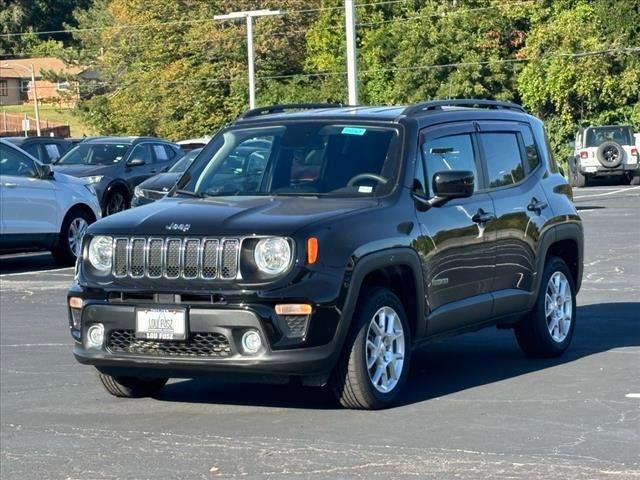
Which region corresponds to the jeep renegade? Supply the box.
[67,100,584,409]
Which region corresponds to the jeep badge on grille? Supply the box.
[165,222,191,232]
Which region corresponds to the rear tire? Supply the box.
[98,372,168,398]
[630,175,640,186]
[514,257,576,358]
[330,287,411,410]
[52,209,92,266]
[568,157,587,188]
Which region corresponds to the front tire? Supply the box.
[98,372,168,398]
[52,209,91,265]
[514,257,576,358]
[331,287,411,409]
[104,190,128,216]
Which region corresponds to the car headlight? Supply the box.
[88,235,113,273]
[254,237,291,276]
[134,185,143,198]
[83,175,103,184]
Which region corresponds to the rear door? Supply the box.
[125,143,156,187]
[413,123,497,334]
[0,145,58,238]
[476,121,552,317]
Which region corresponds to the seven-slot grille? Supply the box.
[112,237,239,280]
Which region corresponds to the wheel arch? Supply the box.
[55,203,97,247]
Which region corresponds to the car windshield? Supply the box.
[55,143,130,165]
[169,148,201,172]
[585,127,633,147]
[178,122,400,198]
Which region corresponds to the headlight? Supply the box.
[83,175,103,184]
[134,186,143,198]
[88,235,113,273]
[254,237,291,276]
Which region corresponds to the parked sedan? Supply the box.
[0,139,101,264]
[3,136,74,164]
[132,148,201,206]
[53,136,183,215]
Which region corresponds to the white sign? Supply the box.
[21,118,30,131]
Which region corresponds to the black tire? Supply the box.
[568,157,587,188]
[514,256,576,358]
[596,141,623,168]
[51,209,92,266]
[98,372,168,398]
[630,175,640,186]
[330,287,411,410]
[104,189,129,216]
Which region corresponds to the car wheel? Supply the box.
[104,190,128,216]
[630,175,640,186]
[331,287,411,409]
[52,209,91,265]
[514,256,576,358]
[568,157,587,188]
[98,372,168,398]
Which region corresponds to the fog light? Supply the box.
[86,324,105,350]
[241,330,262,354]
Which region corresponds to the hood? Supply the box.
[89,195,378,236]
[137,172,182,192]
[52,164,114,178]
[52,171,92,186]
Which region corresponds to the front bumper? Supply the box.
[69,294,346,381]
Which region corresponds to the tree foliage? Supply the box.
[14,0,637,167]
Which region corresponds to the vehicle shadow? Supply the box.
[0,252,63,274]
[155,302,639,410]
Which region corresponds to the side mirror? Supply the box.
[39,163,54,179]
[432,170,474,199]
[127,158,145,167]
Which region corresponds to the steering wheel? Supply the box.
[346,173,389,187]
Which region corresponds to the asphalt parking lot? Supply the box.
[1,185,639,479]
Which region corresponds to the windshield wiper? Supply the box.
[175,189,203,198]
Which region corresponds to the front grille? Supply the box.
[112,237,240,280]
[107,330,232,357]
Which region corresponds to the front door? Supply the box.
[413,123,496,334]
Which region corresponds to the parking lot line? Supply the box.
[573,186,640,200]
[0,266,74,278]
[625,393,640,399]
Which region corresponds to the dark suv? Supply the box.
[67,100,583,409]
[53,136,183,215]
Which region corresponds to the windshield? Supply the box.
[178,122,400,198]
[169,148,201,172]
[56,143,130,165]
[585,127,633,147]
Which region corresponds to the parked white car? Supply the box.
[0,139,102,264]
[569,125,640,187]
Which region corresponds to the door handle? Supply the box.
[472,209,496,224]
[527,197,548,214]
[3,182,18,188]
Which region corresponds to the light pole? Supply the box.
[345,0,358,105]
[2,62,41,136]
[214,9,281,109]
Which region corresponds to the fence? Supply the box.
[0,111,70,138]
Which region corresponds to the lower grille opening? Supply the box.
[107,330,232,357]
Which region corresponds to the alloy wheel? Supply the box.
[545,271,573,343]
[107,193,125,215]
[67,217,88,258]
[365,306,405,393]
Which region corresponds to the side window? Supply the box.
[413,153,427,196]
[480,133,524,188]
[129,144,153,164]
[0,146,39,178]
[421,133,477,194]
[152,144,171,162]
[22,143,39,159]
[520,128,540,173]
[44,144,62,163]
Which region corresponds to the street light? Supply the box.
[214,9,281,109]
[2,62,41,136]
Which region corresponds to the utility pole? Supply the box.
[345,0,358,105]
[214,9,281,109]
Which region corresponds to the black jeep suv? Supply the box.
[67,100,583,409]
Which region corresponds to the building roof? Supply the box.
[0,57,81,79]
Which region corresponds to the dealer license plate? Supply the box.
[136,308,186,340]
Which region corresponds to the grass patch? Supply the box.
[1,104,96,137]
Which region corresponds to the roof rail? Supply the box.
[239,103,343,119]
[403,99,525,116]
